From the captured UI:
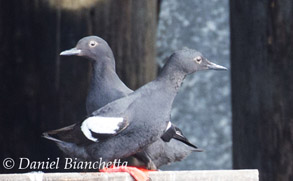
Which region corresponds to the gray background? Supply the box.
[156,0,231,170]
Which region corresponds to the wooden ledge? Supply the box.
[0,169,259,181]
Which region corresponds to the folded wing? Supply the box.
[81,116,129,142]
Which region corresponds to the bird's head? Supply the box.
[60,36,114,63]
[169,48,227,74]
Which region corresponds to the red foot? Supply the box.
[100,166,156,181]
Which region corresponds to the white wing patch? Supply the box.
[165,121,172,131]
[81,116,125,142]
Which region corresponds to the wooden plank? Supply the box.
[0,170,258,181]
[230,0,293,181]
[0,0,157,173]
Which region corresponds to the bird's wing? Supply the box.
[43,123,91,145]
[81,116,129,142]
[161,123,202,150]
[160,122,175,142]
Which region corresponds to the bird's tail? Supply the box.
[165,125,204,152]
[42,132,64,143]
[191,148,204,152]
[172,134,204,152]
[43,131,89,159]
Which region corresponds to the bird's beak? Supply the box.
[60,48,81,56]
[206,60,228,70]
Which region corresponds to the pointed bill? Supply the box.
[206,60,228,70]
[60,48,81,56]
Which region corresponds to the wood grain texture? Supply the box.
[0,170,259,181]
[230,0,293,181]
[0,0,157,173]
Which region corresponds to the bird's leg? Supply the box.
[99,151,157,181]
[100,165,150,181]
[135,151,157,170]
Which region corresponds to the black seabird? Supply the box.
[57,36,202,169]
[44,45,226,181]
[44,45,226,180]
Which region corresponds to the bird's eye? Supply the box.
[89,41,98,47]
[194,56,202,64]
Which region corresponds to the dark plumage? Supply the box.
[44,36,227,168]
[57,36,203,168]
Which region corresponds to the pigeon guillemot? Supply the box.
[58,36,202,169]
[43,47,227,170]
